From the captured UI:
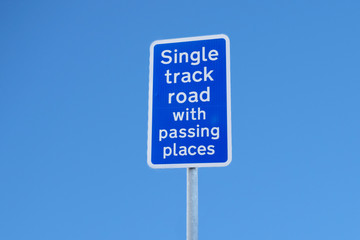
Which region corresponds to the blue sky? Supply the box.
[1,0,359,239]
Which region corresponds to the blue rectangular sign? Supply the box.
[147,34,231,168]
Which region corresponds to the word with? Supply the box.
[173,107,206,121]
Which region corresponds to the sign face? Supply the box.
[147,34,231,168]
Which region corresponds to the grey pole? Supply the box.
[187,167,198,240]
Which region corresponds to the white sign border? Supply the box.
[147,34,232,169]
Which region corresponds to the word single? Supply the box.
[161,47,219,66]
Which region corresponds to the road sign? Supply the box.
[147,34,231,168]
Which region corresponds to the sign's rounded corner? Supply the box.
[150,40,161,51]
[147,159,157,169]
[217,34,230,44]
[223,157,232,167]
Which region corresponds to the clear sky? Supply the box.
[1,1,359,239]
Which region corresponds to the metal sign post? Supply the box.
[187,167,198,240]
